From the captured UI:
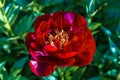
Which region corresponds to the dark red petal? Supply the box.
[25,32,36,50]
[25,32,47,60]
[48,12,65,30]
[29,60,56,76]
[72,56,93,66]
[43,45,58,55]
[36,33,46,46]
[74,14,87,28]
[36,21,49,46]
[56,58,76,66]
[34,14,50,31]
[53,52,77,59]
[37,56,76,67]
[36,21,49,34]
[72,28,96,66]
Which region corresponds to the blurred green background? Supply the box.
[0,0,120,80]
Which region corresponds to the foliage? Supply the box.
[0,0,120,80]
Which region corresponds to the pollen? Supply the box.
[47,30,69,49]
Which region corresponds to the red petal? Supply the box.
[29,60,56,76]
[43,45,58,55]
[53,52,77,59]
[34,14,50,31]
[25,32,36,50]
[36,21,49,34]
[49,12,65,30]
[25,32,47,60]
[36,21,49,46]
[37,56,76,66]
[72,56,93,66]
[57,58,76,66]
[74,14,87,27]
[29,48,48,60]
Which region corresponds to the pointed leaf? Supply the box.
[10,57,28,76]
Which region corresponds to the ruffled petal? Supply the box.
[29,60,56,76]
[25,32,47,60]
[74,14,87,28]
[25,32,36,50]
[72,28,96,66]
[34,14,50,31]
[43,45,77,59]
[36,21,49,46]
[43,45,58,55]
[37,56,76,66]
[29,48,48,60]
[48,12,65,30]
[53,52,77,59]
[72,56,93,66]
[36,21,49,34]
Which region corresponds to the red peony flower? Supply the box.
[25,12,96,76]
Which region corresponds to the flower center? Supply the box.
[47,30,69,49]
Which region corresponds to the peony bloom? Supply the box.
[25,12,96,76]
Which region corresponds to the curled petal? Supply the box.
[34,14,50,31]
[53,52,77,59]
[49,12,65,30]
[36,33,46,46]
[29,60,56,76]
[35,21,49,46]
[43,45,58,55]
[36,21,49,34]
[25,32,47,60]
[29,48,48,60]
[44,45,77,59]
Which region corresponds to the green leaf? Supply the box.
[0,67,8,80]
[0,8,5,23]
[8,75,28,80]
[101,26,112,37]
[116,22,120,38]
[108,37,119,56]
[14,0,31,7]
[88,76,104,80]
[10,57,28,76]
[104,55,117,63]
[106,69,117,77]
[88,0,95,13]
[89,22,101,31]
[72,67,86,80]
[0,61,6,72]
[0,19,6,26]
[93,50,102,64]
[92,30,99,35]
[14,15,35,35]
[42,75,57,80]
[19,76,28,80]
[38,0,64,5]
